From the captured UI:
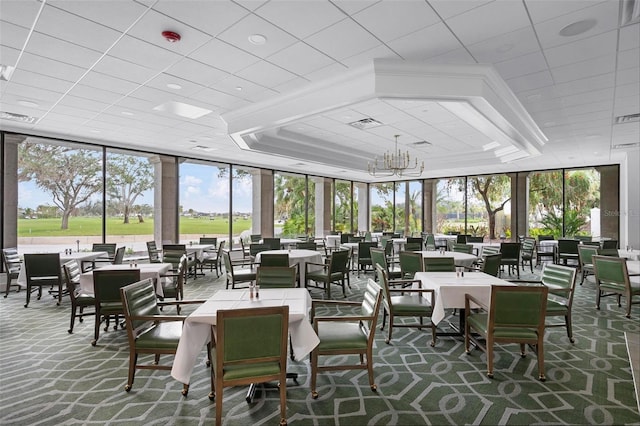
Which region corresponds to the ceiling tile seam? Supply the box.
[522,0,556,88]
[607,19,624,152]
[9,0,46,85]
[422,0,479,64]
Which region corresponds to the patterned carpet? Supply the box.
[1,263,639,425]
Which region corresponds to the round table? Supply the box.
[326,235,342,249]
[255,249,323,283]
[418,250,478,268]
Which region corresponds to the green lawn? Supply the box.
[18,217,252,236]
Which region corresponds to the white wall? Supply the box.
[621,151,640,249]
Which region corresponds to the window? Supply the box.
[231,165,255,249]
[274,172,308,237]
[435,178,465,236]
[334,180,352,233]
[370,183,394,232]
[467,174,511,240]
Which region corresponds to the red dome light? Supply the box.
[162,31,181,43]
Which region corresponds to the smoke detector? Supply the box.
[162,31,181,43]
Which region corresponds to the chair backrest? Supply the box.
[521,238,536,256]
[424,234,436,250]
[23,253,62,284]
[456,234,469,243]
[557,239,579,255]
[451,243,473,254]
[120,278,161,335]
[538,235,555,241]
[360,279,383,333]
[329,249,350,274]
[216,240,226,257]
[593,255,629,287]
[222,251,234,278]
[466,236,484,243]
[256,266,296,288]
[481,253,502,277]
[357,242,377,260]
[162,245,186,269]
[370,248,388,272]
[163,244,186,252]
[382,237,393,256]
[540,263,577,301]
[260,253,289,267]
[349,236,365,243]
[146,241,161,263]
[340,233,353,244]
[263,238,281,250]
[93,243,116,257]
[113,246,126,264]
[364,231,372,242]
[250,243,271,257]
[602,240,618,249]
[500,242,521,260]
[296,242,317,250]
[62,261,82,299]
[578,245,598,267]
[575,235,592,243]
[597,248,619,257]
[93,269,141,305]
[216,305,289,376]
[200,237,217,246]
[250,234,262,242]
[2,248,21,277]
[399,251,423,277]
[423,256,456,272]
[490,285,548,329]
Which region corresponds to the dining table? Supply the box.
[170,288,319,387]
[16,251,108,287]
[185,244,214,262]
[254,249,323,284]
[78,262,172,297]
[417,250,478,269]
[626,260,640,276]
[414,271,516,335]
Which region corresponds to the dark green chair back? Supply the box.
[250,234,262,242]
[602,240,618,249]
[578,245,598,267]
[452,243,473,254]
[146,241,161,263]
[349,236,365,243]
[340,233,353,244]
[538,235,555,241]
[424,234,436,251]
[113,246,126,265]
[557,239,579,255]
[593,255,627,286]
[162,245,186,269]
[370,248,387,272]
[23,253,63,306]
[541,263,577,295]
[597,248,619,257]
[260,253,289,267]
[2,248,21,295]
[399,251,423,278]
[93,269,141,305]
[263,238,281,250]
[482,253,502,277]
[296,242,317,250]
[120,278,159,330]
[93,243,117,257]
[200,237,217,245]
[256,266,296,288]
[250,243,271,257]
[423,256,456,272]
[481,245,501,256]
[492,285,548,327]
[466,236,484,243]
[329,249,350,274]
[456,234,469,243]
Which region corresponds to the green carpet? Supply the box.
[1,266,638,425]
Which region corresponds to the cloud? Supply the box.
[182,175,202,186]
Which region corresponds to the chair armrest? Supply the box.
[464,293,488,312]
[389,278,421,288]
[506,279,542,285]
[158,299,208,307]
[311,299,361,318]
[313,314,375,324]
[306,261,329,268]
[129,314,188,322]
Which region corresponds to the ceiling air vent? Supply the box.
[614,113,640,124]
[612,142,640,150]
[0,111,38,124]
[413,140,432,146]
[348,117,383,130]
[192,145,216,152]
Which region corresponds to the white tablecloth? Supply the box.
[259,238,301,248]
[171,288,319,385]
[255,249,323,283]
[627,260,640,276]
[414,271,515,325]
[79,263,171,297]
[17,251,108,286]
[326,235,341,249]
[620,250,640,261]
[185,244,214,262]
[417,250,478,268]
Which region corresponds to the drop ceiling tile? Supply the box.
[545,30,617,69]
[215,74,278,101]
[525,0,606,24]
[330,0,378,16]
[190,87,247,111]
[254,1,345,39]
[352,1,440,43]
[304,62,348,82]
[0,19,30,49]
[617,66,640,86]
[24,32,102,69]
[445,1,530,45]
[467,26,540,63]
[108,35,183,72]
[47,104,101,120]
[93,55,158,84]
[0,45,20,66]
[81,71,140,95]
[533,1,620,49]
[494,50,547,80]
[304,18,381,61]
[0,1,42,28]
[235,60,298,88]
[189,39,260,74]
[341,44,400,68]
[506,69,554,92]
[272,77,309,94]
[145,73,206,97]
[267,42,335,75]
[217,14,298,59]
[48,0,150,32]
[619,23,640,51]
[8,69,73,94]
[151,1,248,36]
[425,47,476,65]
[550,54,616,83]
[34,5,121,51]
[165,58,230,87]
[427,0,492,20]
[67,84,124,105]
[56,94,113,112]
[17,52,85,81]
[387,22,462,60]
[617,48,640,71]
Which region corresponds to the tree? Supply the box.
[106,154,154,224]
[464,175,511,240]
[274,175,311,234]
[18,143,101,230]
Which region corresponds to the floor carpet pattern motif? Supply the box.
[1,265,638,425]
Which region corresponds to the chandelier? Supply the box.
[368,135,424,177]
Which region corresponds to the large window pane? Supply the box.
[370,183,394,232]
[105,149,155,255]
[179,161,229,244]
[407,181,422,235]
[18,138,102,253]
[231,165,255,249]
[334,180,351,233]
[564,168,600,238]
[394,182,406,235]
[435,178,465,236]
[467,174,511,240]
[274,172,308,237]
[528,170,563,238]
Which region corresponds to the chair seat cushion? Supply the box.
[467,313,539,340]
[100,302,123,314]
[307,271,343,282]
[389,295,432,315]
[546,299,568,314]
[317,322,367,350]
[223,361,281,381]
[233,270,257,281]
[135,321,182,350]
[76,294,96,305]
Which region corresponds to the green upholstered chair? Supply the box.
[249,243,271,262]
[256,266,297,288]
[481,253,502,277]
[465,285,548,381]
[481,245,501,257]
[92,268,141,346]
[399,251,423,279]
[310,279,383,399]
[422,256,455,272]
[424,233,436,251]
[593,255,639,318]
[23,253,63,307]
[377,266,436,346]
[597,247,620,257]
[405,237,423,252]
[210,306,289,426]
[163,244,197,280]
[259,253,289,267]
[82,243,117,271]
[239,237,251,261]
[199,237,217,246]
[146,241,161,263]
[250,234,262,243]
[305,249,350,298]
[520,237,536,273]
[602,240,618,250]
[222,250,256,289]
[370,247,401,281]
[578,245,599,285]
[120,278,206,395]
[63,261,95,334]
[113,246,126,265]
[340,233,354,244]
[2,247,21,298]
[263,237,281,250]
[467,236,484,243]
[557,239,579,266]
[356,241,377,277]
[161,255,186,306]
[499,242,521,278]
[296,241,317,250]
[200,240,225,276]
[452,243,473,254]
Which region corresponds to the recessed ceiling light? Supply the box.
[153,101,212,119]
[235,86,243,91]
[18,100,39,108]
[167,83,182,90]
[559,19,597,37]
[496,43,514,53]
[121,111,134,116]
[248,34,267,45]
